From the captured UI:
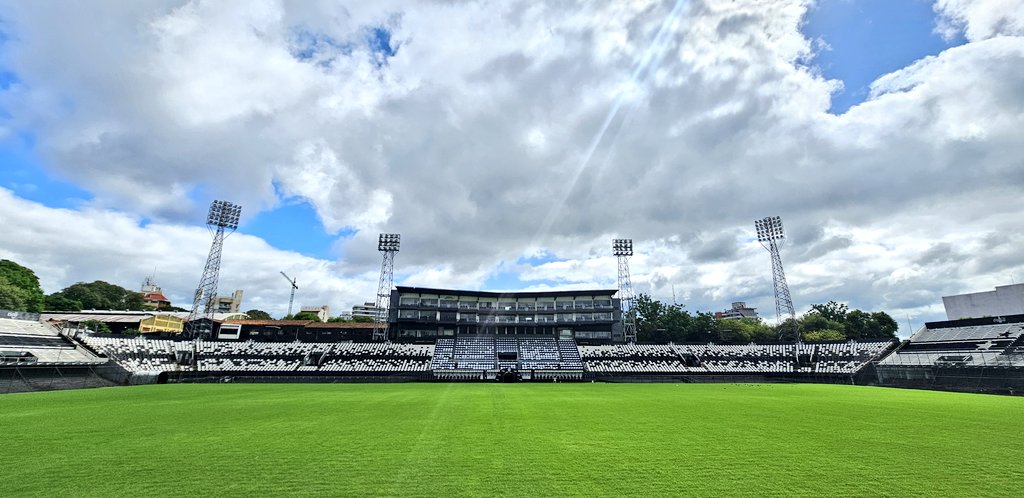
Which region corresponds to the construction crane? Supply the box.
[280,271,298,317]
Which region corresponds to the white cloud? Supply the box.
[934,0,1024,41]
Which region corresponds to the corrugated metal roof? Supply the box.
[306,322,376,329]
[222,320,313,326]
[42,313,151,323]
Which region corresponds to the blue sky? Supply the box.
[803,0,965,114]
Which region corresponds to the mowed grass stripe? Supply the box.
[1,383,1022,497]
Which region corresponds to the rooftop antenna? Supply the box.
[185,200,242,339]
[613,238,637,343]
[755,216,797,341]
[280,272,298,317]
[672,284,678,306]
[373,233,400,341]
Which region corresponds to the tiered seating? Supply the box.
[452,336,496,370]
[579,341,895,375]
[518,338,561,369]
[0,318,105,365]
[85,337,435,374]
[430,338,455,369]
[557,339,583,369]
[83,336,183,372]
[194,341,313,372]
[319,343,434,372]
[880,322,1024,368]
[813,341,893,374]
[580,344,696,373]
[496,337,518,369]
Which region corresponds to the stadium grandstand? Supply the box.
[76,332,895,385]
[876,314,1024,393]
[0,311,116,393]
[3,285,1020,395]
[577,341,895,379]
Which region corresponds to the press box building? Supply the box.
[388,286,623,343]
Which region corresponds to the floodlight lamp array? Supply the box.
[754,216,784,242]
[207,200,242,229]
[378,233,401,252]
[612,238,633,257]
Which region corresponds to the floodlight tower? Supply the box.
[280,271,298,317]
[373,233,400,341]
[613,238,637,343]
[185,200,242,338]
[754,216,798,341]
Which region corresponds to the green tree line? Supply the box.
[634,295,898,344]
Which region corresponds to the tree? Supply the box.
[808,301,848,323]
[633,294,720,343]
[289,311,321,322]
[869,311,899,339]
[0,260,45,312]
[245,309,273,320]
[717,318,775,344]
[0,279,28,311]
[45,293,83,312]
[47,281,145,311]
[352,315,374,323]
[803,329,845,342]
[798,313,846,341]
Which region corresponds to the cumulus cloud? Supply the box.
[934,0,1024,41]
[0,188,374,316]
[0,0,1022,332]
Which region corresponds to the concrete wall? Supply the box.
[943,284,1024,320]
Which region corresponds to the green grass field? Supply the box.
[2,383,1022,496]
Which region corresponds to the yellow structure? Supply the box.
[139,314,185,333]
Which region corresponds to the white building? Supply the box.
[715,302,759,321]
[300,305,330,322]
[352,302,383,320]
[943,284,1024,320]
[214,290,244,314]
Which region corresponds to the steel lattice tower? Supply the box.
[755,216,798,341]
[185,200,241,339]
[373,233,400,342]
[613,239,637,343]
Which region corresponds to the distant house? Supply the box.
[139,276,172,310]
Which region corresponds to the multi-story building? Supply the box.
[715,301,759,321]
[213,290,244,314]
[352,302,383,320]
[300,305,330,323]
[389,286,622,342]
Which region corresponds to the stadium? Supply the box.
[3,1,1024,495]
[3,222,1024,495]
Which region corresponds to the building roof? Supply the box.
[222,320,313,326]
[141,291,171,303]
[305,322,376,329]
[42,312,153,323]
[165,312,249,321]
[395,286,619,299]
[43,310,246,323]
